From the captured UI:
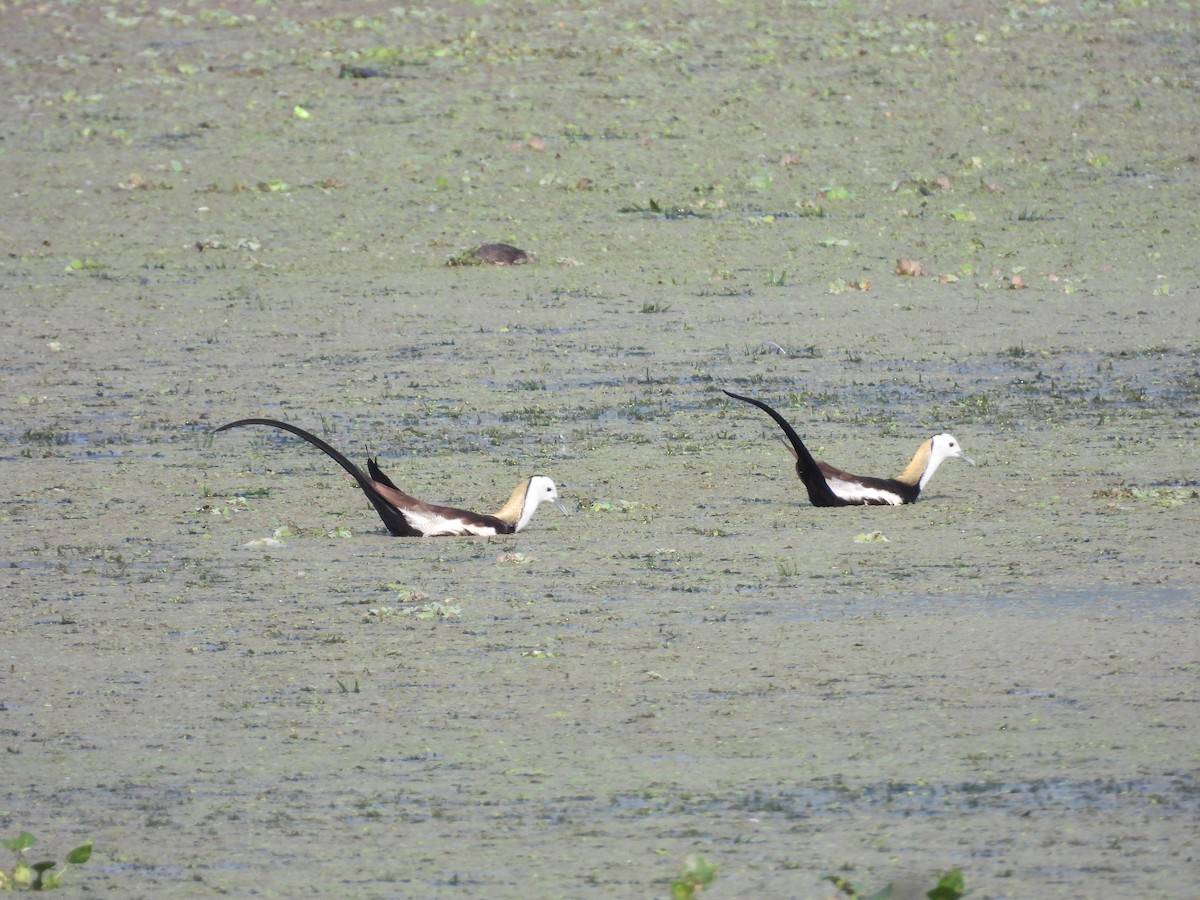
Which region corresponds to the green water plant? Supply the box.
[824,867,966,899]
[1,832,92,890]
[671,854,717,898]
[927,869,967,899]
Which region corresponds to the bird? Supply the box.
[212,418,567,536]
[722,390,975,506]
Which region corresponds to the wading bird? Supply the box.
[723,390,974,506]
[213,418,567,536]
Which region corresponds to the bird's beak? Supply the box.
[552,498,571,516]
[959,452,977,466]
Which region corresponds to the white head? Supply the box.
[515,476,569,532]
[919,434,976,490]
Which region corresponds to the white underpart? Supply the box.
[827,477,904,505]
[401,508,499,537]
[395,476,563,536]
[445,520,500,537]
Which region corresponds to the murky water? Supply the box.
[2,2,1198,897]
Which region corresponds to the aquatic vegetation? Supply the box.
[0,833,92,891]
[618,198,707,219]
[364,600,462,622]
[671,854,717,899]
[500,405,559,426]
[63,258,104,273]
[590,500,635,513]
[1015,208,1057,222]
[1093,485,1199,507]
[20,426,69,447]
[853,531,890,543]
[824,867,965,899]
[927,870,967,899]
[401,600,462,620]
[829,277,871,294]
[894,258,927,276]
[496,552,535,564]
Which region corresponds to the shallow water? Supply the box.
[2,1,1199,897]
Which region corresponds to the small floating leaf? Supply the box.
[747,172,772,191]
[243,537,286,549]
[895,258,926,276]
[590,500,632,513]
[406,600,462,620]
[66,842,94,865]
[3,832,36,853]
[12,862,34,888]
[672,854,718,899]
[853,531,890,543]
[927,868,966,900]
[497,552,534,564]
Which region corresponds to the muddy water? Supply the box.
[2,2,1197,897]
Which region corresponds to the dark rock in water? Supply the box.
[448,243,531,266]
[339,64,383,79]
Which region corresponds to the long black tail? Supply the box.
[722,390,842,506]
[212,418,415,535]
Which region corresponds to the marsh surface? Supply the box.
[2,2,1197,897]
